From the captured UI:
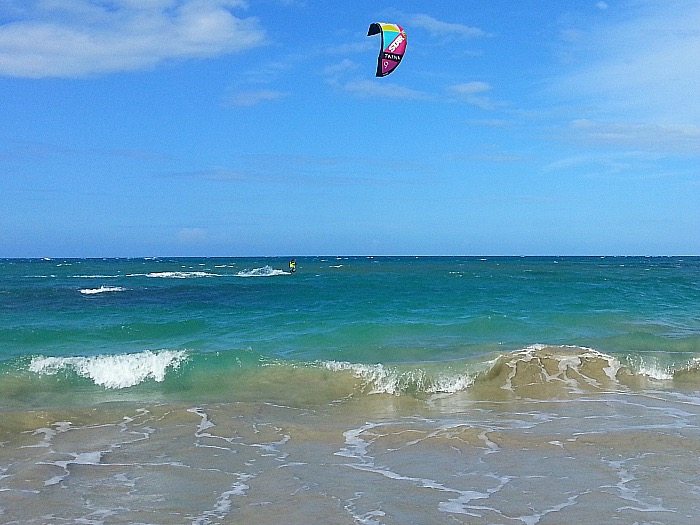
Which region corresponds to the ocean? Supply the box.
[1,256,699,524]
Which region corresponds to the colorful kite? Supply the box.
[367,22,407,77]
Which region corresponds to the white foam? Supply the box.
[321,361,474,395]
[72,274,120,278]
[188,407,216,433]
[515,494,580,525]
[338,422,513,518]
[79,286,126,295]
[322,361,401,394]
[24,421,72,449]
[43,451,104,486]
[500,344,623,393]
[336,423,380,460]
[636,359,674,381]
[28,350,188,389]
[235,266,289,277]
[139,271,218,278]
[428,373,474,394]
[192,473,254,524]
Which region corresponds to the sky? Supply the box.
[1,0,698,257]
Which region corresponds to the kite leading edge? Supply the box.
[367,22,407,77]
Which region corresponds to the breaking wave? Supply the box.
[135,271,219,279]
[28,350,188,389]
[79,286,127,295]
[320,360,476,395]
[236,266,289,277]
[15,346,700,399]
[120,267,289,279]
[320,345,700,398]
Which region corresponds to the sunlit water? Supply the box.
[1,257,699,523]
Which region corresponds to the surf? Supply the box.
[27,349,188,389]
[9,345,700,407]
[79,286,126,295]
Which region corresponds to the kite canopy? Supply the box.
[367,22,407,77]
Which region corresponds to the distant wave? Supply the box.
[28,350,187,389]
[128,271,219,279]
[236,266,289,277]
[72,274,120,278]
[79,286,126,295]
[127,269,288,278]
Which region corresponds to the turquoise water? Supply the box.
[2,256,699,401]
[2,257,700,524]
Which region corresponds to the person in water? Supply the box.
[288,259,296,273]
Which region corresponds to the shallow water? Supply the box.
[1,257,699,523]
[2,388,699,524]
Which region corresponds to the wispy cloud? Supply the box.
[568,119,700,154]
[554,2,700,124]
[541,149,667,179]
[449,81,501,110]
[342,79,428,100]
[226,89,286,107]
[0,0,266,78]
[177,227,208,243]
[323,58,359,77]
[0,138,177,163]
[408,14,488,39]
[162,153,434,185]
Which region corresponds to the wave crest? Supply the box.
[472,345,622,398]
[321,345,700,398]
[79,286,126,295]
[671,358,700,385]
[18,346,700,400]
[236,266,289,277]
[142,271,218,278]
[28,350,187,389]
[320,361,474,395]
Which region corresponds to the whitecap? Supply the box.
[28,350,188,389]
[320,361,474,395]
[236,266,289,277]
[322,361,401,394]
[629,355,674,381]
[79,286,126,295]
[72,274,120,278]
[142,271,218,278]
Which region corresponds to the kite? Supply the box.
[367,22,407,77]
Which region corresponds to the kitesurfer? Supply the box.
[289,259,296,273]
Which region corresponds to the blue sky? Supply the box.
[1,0,698,257]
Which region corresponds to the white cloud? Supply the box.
[450,81,500,110]
[0,0,266,78]
[568,119,700,154]
[226,89,286,107]
[451,81,490,95]
[323,58,358,77]
[408,14,487,39]
[555,2,700,123]
[177,227,207,243]
[342,79,428,100]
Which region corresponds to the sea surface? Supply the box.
[1,256,699,524]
